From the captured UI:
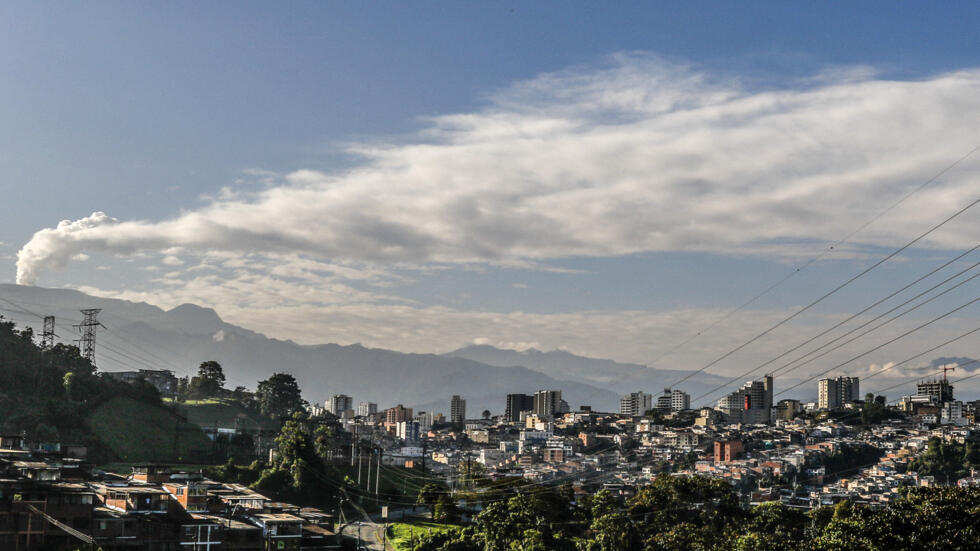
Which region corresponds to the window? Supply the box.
[176,487,184,496]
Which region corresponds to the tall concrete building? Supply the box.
[715,376,772,424]
[328,394,353,416]
[916,379,953,404]
[385,404,413,424]
[619,391,653,416]
[505,394,534,422]
[653,388,690,412]
[396,420,420,442]
[818,378,840,410]
[450,395,466,424]
[357,402,378,417]
[533,390,562,418]
[818,377,860,410]
[670,389,691,412]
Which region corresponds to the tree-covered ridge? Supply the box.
[0,318,163,448]
[409,475,980,551]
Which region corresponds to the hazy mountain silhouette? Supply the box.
[0,284,621,414]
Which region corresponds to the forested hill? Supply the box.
[0,318,196,462]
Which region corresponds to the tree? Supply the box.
[482,409,491,419]
[197,361,226,394]
[433,494,461,523]
[418,482,448,515]
[186,360,226,398]
[255,373,305,419]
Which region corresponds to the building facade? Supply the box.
[619,391,653,416]
[818,377,860,410]
[357,402,377,417]
[533,390,562,419]
[716,376,773,424]
[328,394,353,416]
[450,395,466,424]
[505,394,535,422]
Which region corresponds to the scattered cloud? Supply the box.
[15,54,980,286]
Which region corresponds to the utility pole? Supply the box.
[358,443,363,486]
[351,425,357,467]
[41,316,56,349]
[73,308,103,368]
[375,448,382,498]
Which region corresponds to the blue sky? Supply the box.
[2,2,979,398]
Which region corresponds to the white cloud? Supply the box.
[15,54,980,285]
[162,255,184,266]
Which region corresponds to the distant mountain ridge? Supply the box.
[0,284,621,414]
[444,344,732,400]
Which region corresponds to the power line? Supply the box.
[694,258,980,405]
[670,194,980,389]
[774,304,980,399]
[655,144,980,372]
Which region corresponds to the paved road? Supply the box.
[340,520,389,551]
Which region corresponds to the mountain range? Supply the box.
[0,284,639,414]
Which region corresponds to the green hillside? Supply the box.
[87,396,215,463]
[171,397,280,432]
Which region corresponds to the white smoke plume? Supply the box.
[15,55,980,285]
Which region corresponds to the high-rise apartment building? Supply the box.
[818,378,839,410]
[385,404,413,424]
[328,394,353,416]
[670,389,691,412]
[450,395,466,424]
[533,390,562,418]
[715,376,772,424]
[654,388,690,412]
[818,377,860,410]
[414,411,433,432]
[619,391,653,416]
[396,420,420,442]
[505,394,534,422]
[357,402,378,417]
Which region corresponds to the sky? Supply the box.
[2,2,980,400]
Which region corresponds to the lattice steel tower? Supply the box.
[74,309,103,367]
[41,315,56,349]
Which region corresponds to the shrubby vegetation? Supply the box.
[408,475,980,551]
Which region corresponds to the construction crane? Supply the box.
[941,364,955,382]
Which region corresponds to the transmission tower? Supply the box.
[74,308,103,368]
[41,316,56,349]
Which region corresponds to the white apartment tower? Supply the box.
[619,391,653,416]
[357,401,378,417]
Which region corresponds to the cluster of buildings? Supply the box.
[0,435,335,550]
[900,378,972,425]
[310,375,979,510]
[619,388,690,416]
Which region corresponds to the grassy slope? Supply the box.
[388,521,460,551]
[170,398,280,431]
[86,396,215,463]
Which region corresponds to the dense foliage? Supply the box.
[255,372,306,419]
[0,318,163,452]
[409,475,980,551]
[909,436,980,484]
